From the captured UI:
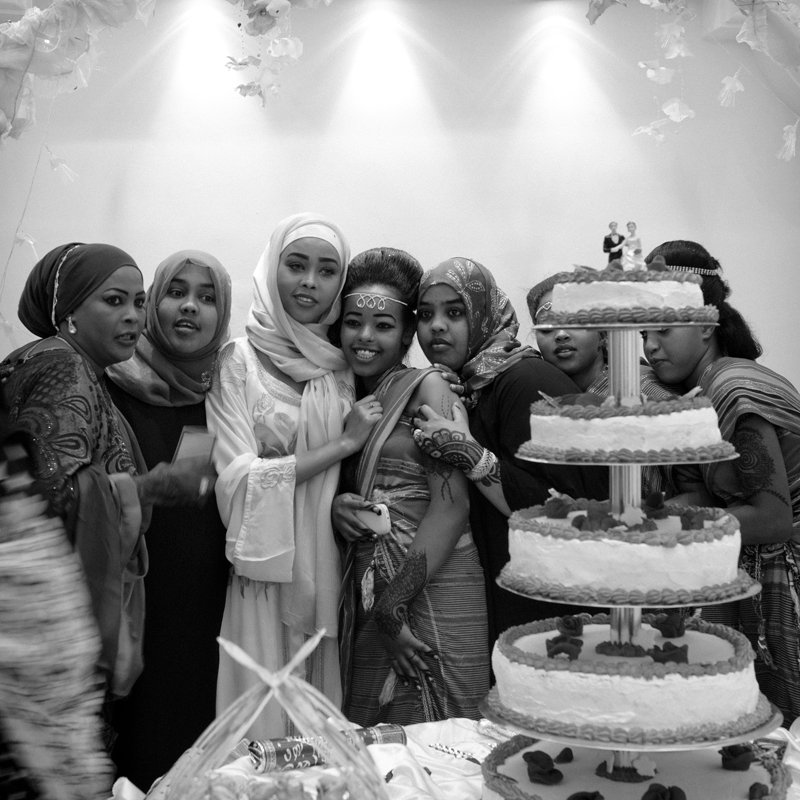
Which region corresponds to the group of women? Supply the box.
[1,215,799,799]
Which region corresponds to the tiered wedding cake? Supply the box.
[480,263,788,800]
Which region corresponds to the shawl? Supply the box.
[245,212,351,636]
[698,358,800,523]
[418,257,532,403]
[106,250,232,406]
[18,243,140,337]
[339,365,436,699]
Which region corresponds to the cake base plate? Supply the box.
[479,690,784,752]
[496,569,762,609]
[515,443,739,466]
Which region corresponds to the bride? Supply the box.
[622,221,645,271]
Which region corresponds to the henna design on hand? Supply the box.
[373,550,427,640]
[413,426,484,473]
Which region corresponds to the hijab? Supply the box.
[246,212,351,637]
[106,250,232,406]
[418,257,531,402]
[18,243,140,338]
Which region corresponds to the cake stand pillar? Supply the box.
[607,328,642,643]
[607,328,642,516]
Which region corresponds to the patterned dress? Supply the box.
[697,358,800,728]
[341,368,489,726]
[1,340,147,701]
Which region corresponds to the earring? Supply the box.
[67,316,77,334]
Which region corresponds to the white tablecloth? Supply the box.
[113,717,800,800]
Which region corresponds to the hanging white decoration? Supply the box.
[718,68,745,108]
[638,59,676,84]
[662,96,695,122]
[0,0,154,142]
[777,117,799,161]
[225,0,331,103]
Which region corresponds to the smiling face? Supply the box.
[276,236,343,324]
[416,283,471,373]
[66,265,145,369]
[340,283,413,392]
[156,263,219,355]
[535,292,605,390]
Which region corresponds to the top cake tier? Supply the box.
[535,265,719,327]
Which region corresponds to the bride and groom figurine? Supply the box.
[603,220,645,271]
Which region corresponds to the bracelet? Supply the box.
[466,448,497,482]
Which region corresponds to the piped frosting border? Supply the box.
[498,566,758,606]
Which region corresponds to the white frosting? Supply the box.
[529,407,723,453]
[492,624,760,733]
[508,514,740,593]
[553,279,703,312]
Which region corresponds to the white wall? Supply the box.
[1,0,798,386]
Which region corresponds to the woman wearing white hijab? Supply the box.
[206,213,381,736]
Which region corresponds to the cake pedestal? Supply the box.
[490,312,786,796]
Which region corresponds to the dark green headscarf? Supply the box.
[18,243,140,338]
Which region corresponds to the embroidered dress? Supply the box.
[1,342,147,701]
[340,367,489,726]
[207,339,351,738]
[697,357,800,727]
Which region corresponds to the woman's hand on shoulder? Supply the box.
[341,394,382,453]
[430,362,464,396]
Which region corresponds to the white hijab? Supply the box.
[245,212,352,637]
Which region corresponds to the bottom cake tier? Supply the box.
[489,615,776,746]
[482,735,791,800]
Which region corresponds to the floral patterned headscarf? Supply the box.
[418,257,532,401]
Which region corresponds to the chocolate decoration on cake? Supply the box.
[640,784,687,800]
[720,744,758,771]
[554,747,574,764]
[648,642,689,664]
[522,750,563,785]
[651,612,686,638]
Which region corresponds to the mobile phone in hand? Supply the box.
[172,425,216,464]
[353,503,391,535]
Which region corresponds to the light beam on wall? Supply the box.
[331,1,439,131]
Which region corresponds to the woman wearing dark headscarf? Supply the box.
[412,258,607,646]
[0,243,213,726]
[106,250,232,790]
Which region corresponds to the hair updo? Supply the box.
[329,247,422,349]
[645,239,762,361]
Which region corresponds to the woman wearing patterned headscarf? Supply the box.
[106,250,232,790]
[205,213,381,737]
[412,257,607,646]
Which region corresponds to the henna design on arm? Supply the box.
[476,456,502,488]
[372,550,428,640]
[731,424,790,507]
[421,451,456,502]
